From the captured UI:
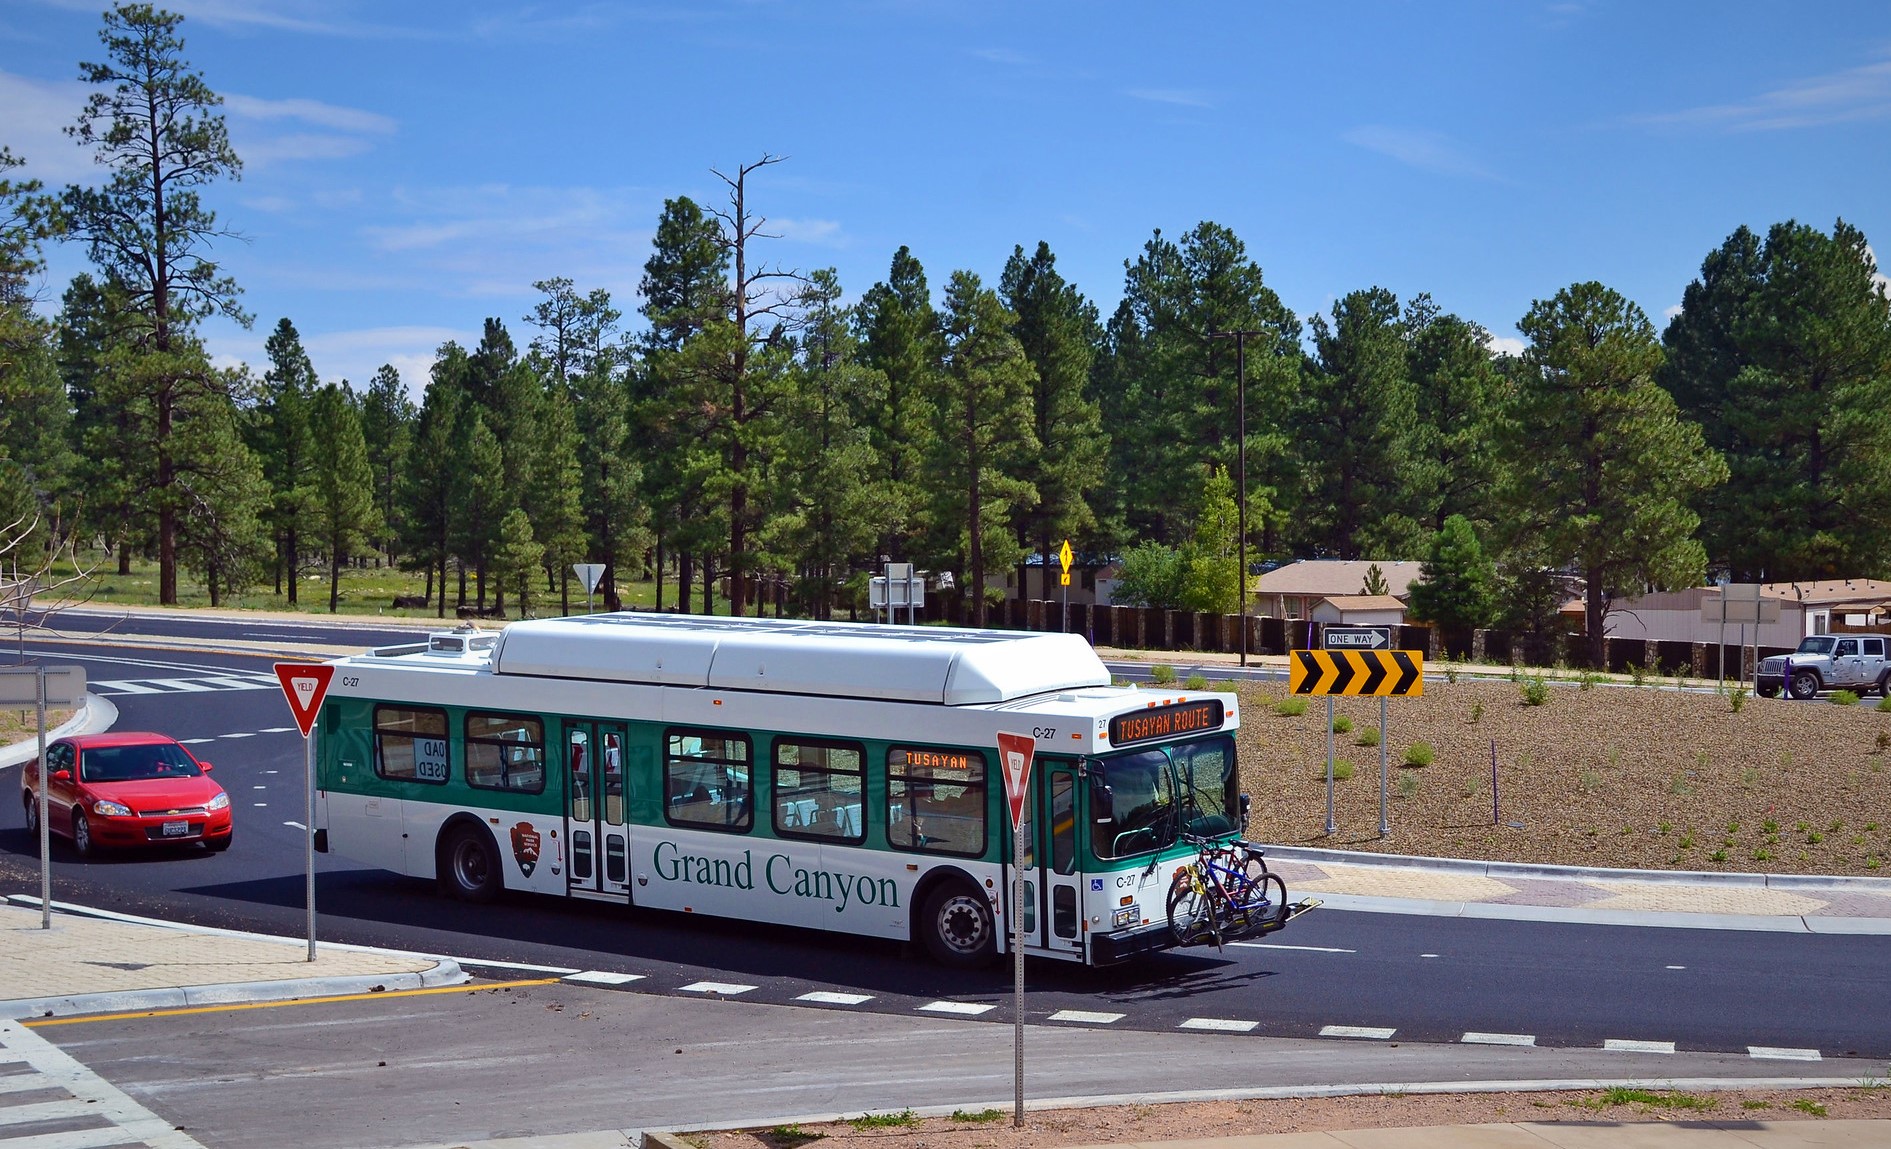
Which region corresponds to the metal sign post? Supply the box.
[1,665,85,929]
[276,663,336,961]
[572,563,606,614]
[1293,632,1422,839]
[996,730,1035,1129]
[1058,540,1072,634]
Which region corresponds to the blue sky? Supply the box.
[4,1,1889,396]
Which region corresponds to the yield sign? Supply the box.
[274,662,336,738]
[997,731,1035,829]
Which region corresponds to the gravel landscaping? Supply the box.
[1232,674,1891,876]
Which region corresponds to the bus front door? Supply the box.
[565,722,631,899]
[1019,761,1085,961]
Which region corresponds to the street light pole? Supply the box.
[1209,328,1262,667]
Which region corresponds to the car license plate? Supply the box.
[161,820,190,837]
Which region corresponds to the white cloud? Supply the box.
[1126,88,1215,109]
[771,216,843,246]
[1484,333,1526,357]
[1342,125,1501,181]
[1664,303,1685,320]
[223,94,397,135]
[0,70,95,182]
[1635,55,1891,132]
[234,131,375,165]
[29,0,424,38]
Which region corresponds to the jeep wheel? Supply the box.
[1788,670,1821,700]
[1877,672,1890,698]
[1757,684,1780,699]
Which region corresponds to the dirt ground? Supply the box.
[694,1084,1891,1148]
[0,708,71,747]
[1232,676,1891,876]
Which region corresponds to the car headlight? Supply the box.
[207,792,230,812]
[92,799,133,817]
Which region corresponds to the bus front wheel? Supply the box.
[440,825,502,904]
[920,883,996,967]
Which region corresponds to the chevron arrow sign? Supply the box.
[1289,649,1424,696]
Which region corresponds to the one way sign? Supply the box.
[1290,649,1424,696]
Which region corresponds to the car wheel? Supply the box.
[440,825,502,904]
[205,834,233,853]
[920,882,996,967]
[71,809,95,858]
[1877,672,1890,698]
[23,793,38,836]
[1788,671,1821,700]
[1756,684,1780,698]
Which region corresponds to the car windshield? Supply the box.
[1795,637,1836,655]
[80,743,202,783]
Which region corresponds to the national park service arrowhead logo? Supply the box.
[510,821,542,878]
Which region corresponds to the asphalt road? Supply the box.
[3,620,1889,1067]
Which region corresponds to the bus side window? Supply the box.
[663,728,752,833]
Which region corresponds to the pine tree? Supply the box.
[1507,283,1727,666]
[308,383,380,613]
[250,318,318,602]
[1406,514,1496,634]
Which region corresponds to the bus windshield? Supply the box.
[1089,734,1240,859]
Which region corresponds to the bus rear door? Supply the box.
[565,721,632,899]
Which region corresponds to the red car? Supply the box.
[20,732,233,856]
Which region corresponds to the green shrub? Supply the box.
[1628,663,1646,687]
[1332,715,1354,734]
[951,1109,1004,1124]
[1444,665,1460,684]
[1832,689,1861,706]
[1395,772,1418,798]
[1878,696,1891,713]
[1330,758,1355,781]
[1403,741,1435,767]
[1731,687,1748,713]
[1184,673,1209,691]
[1150,664,1177,685]
[1273,696,1309,717]
[849,1110,919,1130]
[1470,700,1484,724]
[1520,676,1550,706]
[1356,725,1380,747]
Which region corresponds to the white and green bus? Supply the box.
[312,612,1299,966]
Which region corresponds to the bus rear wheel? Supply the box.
[920,883,996,967]
[440,826,502,904]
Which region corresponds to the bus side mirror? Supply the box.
[1092,781,1114,824]
[1239,792,1251,833]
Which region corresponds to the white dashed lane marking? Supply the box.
[919,1001,994,1016]
[678,981,756,996]
[1605,1039,1676,1054]
[798,991,873,1006]
[1320,1025,1396,1040]
[1749,1046,1821,1061]
[1048,1009,1124,1024]
[565,971,645,986]
[1228,942,1356,953]
[1180,1018,1256,1032]
[1462,1032,1537,1046]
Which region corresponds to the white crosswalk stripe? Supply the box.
[90,674,280,697]
[0,1018,210,1148]
[677,981,756,995]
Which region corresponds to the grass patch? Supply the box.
[950,1108,1005,1124]
[1356,726,1381,747]
[1742,1099,1772,1110]
[1520,676,1550,706]
[847,1110,919,1130]
[1403,741,1435,767]
[1184,673,1208,691]
[1576,1087,1717,1112]
[1832,689,1861,706]
[767,1124,825,1146]
[1395,772,1418,798]
[1332,715,1354,735]
[1273,697,1309,717]
[1150,664,1177,685]
[1790,1098,1828,1116]
[1330,758,1355,781]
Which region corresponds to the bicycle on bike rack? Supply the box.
[1165,832,1309,949]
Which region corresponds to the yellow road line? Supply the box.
[23,977,562,1027]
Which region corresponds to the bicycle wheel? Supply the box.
[1166,874,1214,946]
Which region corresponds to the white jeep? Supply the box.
[1757,634,1891,699]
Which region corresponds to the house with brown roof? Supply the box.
[1253,560,1424,621]
[1562,579,1891,646]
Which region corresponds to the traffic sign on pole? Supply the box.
[274,662,336,737]
[997,731,1034,828]
[996,729,1035,1127]
[1321,625,1393,650]
[1290,649,1423,696]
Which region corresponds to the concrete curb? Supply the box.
[1,962,467,1021]
[0,692,119,770]
[1262,844,1891,894]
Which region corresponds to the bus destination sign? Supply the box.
[1109,699,1225,747]
[898,748,980,773]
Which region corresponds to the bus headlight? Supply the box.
[1113,906,1138,928]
